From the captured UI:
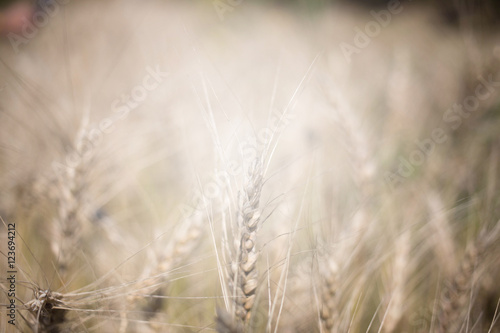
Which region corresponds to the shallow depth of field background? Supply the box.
[0,0,500,332]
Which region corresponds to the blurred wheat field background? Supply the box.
[0,0,500,332]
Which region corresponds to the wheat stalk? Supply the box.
[426,192,456,276]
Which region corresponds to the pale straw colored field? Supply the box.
[0,0,499,332]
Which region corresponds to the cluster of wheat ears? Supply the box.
[0,0,500,332]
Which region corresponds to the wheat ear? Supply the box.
[320,259,339,332]
[25,288,66,333]
[436,222,500,333]
[49,128,91,278]
[143,207,205,315]
[227,159,263,325]
[120,206,206,331]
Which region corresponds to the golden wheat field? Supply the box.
[0,0,499,332]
